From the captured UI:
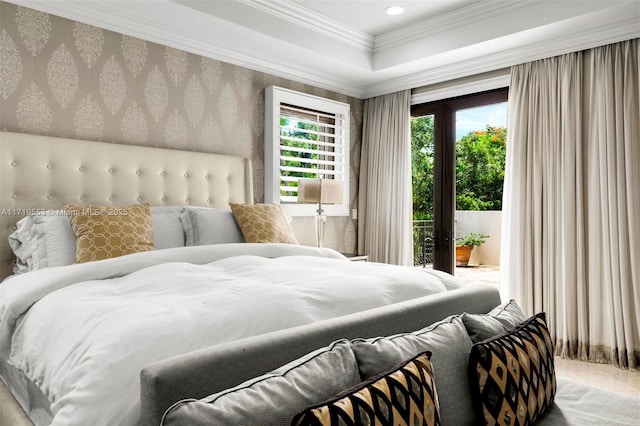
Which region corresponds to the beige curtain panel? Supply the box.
[358,90,413,265]
[501,39,640,369]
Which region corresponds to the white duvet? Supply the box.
[0,243,462,426]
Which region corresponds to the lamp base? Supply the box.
[314,213,326,248]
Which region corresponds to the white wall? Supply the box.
[455,210,501,266]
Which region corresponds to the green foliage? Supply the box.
[411,120,506,221]
[411,116,434,220]
[455,126,506,210]
[280,118,319,197]
[456,232,489,247]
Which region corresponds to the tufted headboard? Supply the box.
[0,131,254,281]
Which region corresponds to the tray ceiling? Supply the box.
[7,0,640,98]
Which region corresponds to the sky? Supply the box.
[455,102,508,140]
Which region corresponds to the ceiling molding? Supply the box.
[366,12,640,98]
[8,0,640,100]
[374,0,529,52]
[9,0,366,97]
[240,0,374,50]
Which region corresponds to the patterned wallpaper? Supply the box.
[0,2,363,252]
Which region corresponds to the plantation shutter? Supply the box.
[265,86,350,216]
[278,104,347,203]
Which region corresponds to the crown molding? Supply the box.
[365,12,640,98]
[8,0,366,97]
[374,0,529,53]
[8,0,639,100]
[239,0,374,50]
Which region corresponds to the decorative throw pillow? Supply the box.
[469,313,556,426]
[64,203,155,263]
[462,299,527,343]
[161,340,361,426]
[229,203,298,244]
[351,315,474,426]
[292,351,440,426]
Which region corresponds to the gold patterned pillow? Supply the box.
[469,313,556,426]
[229,203,298,244]
[292,351,440,426]
[64,203,155,263]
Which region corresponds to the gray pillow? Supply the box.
[151,206,186,250]
[461,299,526,343]
[351,315,476,426]
[180,207,244,246]
[161,339,360,426]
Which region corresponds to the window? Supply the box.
[265,86,350,216]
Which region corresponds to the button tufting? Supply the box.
[161,197,167,202]
[206,198,211,203]
[109,196,114,201]
[11,162,16,167]
[225,176,230,181]
[185,198,190,203]
[79,166,84,172]
[136,170,141,175]
[183,173,188,178]
[160,171,166,177]
[80,196,86,201]
[47,195,52,200]
[108,168,114,173]
[46,164,53,169]
[11,194,16,199]
[137,197,141,202]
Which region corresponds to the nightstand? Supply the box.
[341,253,369,262]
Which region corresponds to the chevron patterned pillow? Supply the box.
[469,313,556,426]
[292,351,440,426]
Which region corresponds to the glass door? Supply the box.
[411,114,435,267]
[411,88,508,274]
[454,103,507,277]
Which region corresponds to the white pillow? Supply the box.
[8,213,75,272]
[8,206,186,273]
[180,207,244,246]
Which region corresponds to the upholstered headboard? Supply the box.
[0,131,254,280]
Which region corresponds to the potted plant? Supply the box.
[455,232,489,267]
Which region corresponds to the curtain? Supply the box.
[501,39,640,369]
[358,90,412,265]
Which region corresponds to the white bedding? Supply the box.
[0,243,462,426]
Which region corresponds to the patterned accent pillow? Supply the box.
[292,351,440,426]
[229,203,298,244]
[469,313,556,426]
[65,203,155,263]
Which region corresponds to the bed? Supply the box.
[0,131,467,426]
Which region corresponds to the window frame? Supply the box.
[265,86,350,217]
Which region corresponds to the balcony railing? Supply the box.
[413,220,434,267]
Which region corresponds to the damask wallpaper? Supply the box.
[0,2,363,252]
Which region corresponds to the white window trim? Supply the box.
[265,86,350,217]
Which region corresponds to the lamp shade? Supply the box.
[297,179,344,204]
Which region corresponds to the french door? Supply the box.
[411,88,508,274]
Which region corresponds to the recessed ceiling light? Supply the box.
[385,6,405,16]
